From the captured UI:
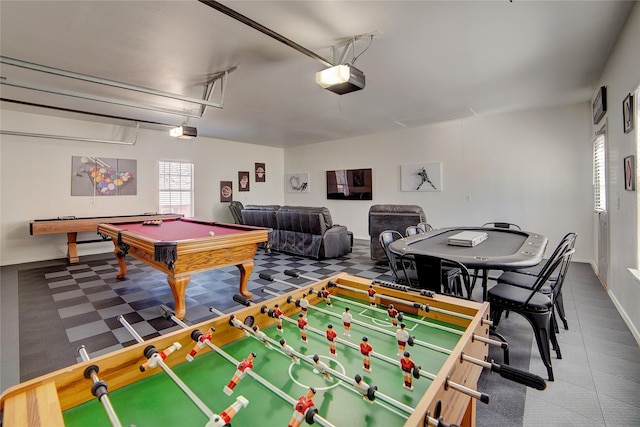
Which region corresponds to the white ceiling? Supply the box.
[0,1,635,148]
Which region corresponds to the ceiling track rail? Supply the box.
[198,0,335,68]
[0,122,140,146]
[0,56,232,116]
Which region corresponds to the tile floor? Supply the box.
[1,240,639,426]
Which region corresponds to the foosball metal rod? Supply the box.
[77,346,123,427]
[117,316,216,420]
[160,306,337,427]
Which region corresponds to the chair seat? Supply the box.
[488,283,553,312]
[497,271,554,294]
[512,260,559,281]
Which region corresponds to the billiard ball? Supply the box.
[209,231,215,236]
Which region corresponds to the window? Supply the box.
[593,134,606,213]
[159,161,194,216]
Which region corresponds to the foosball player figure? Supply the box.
[280,338,300,364]
[186,328,214,362]
[288,387,318,427]
[299,294,309,317]
[297,313,308,343]
[140,342,182,372]
[320,286,332,306]
[252,325,272,349]
[229,314,250,336]
[396,323,410,355]
[387,304,399,327]
[326,324,338,356]
[400,351,419,391]
[273,304,284,331]
[342,307,353,337]
[223,352,256,396]
[368,285,377,307]
[207,395,249,427]
[354,374,377,404]
[360,336,373,372]
[312,354,333,382]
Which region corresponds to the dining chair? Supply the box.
[417,222,434,233]
[405,225,423,236]
[379,230,419,285]
[496,233,577,331]
[413,254,471,299]
[488,247,575,381]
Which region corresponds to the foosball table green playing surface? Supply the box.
[1,273,504,427]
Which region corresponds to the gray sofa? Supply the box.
[368,204,426,261]
[240,205,352,259]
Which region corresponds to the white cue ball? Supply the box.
[208,231,215,236]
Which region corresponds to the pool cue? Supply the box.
[77,346,123,427]
[118,316,217,420]
[231,295,416,416]
[158,306,337,427]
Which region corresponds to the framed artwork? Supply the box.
[255,163,266,182]
[592,86,607,125]
[220,181,233,202]
[238,171,250,192]
[401,163,442,192]
[286,172,309,193]
[71,156,137,196]
[624,155,635,191]
[623,93,634,134]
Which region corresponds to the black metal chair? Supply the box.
[228,201,244,224]
[379,230,419,285]
[497,233,577,331]
[488,247,575,381]
[413,254,471,299]
[405,225,423,236]
[417,222,434,233]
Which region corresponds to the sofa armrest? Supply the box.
[321,225,352,258]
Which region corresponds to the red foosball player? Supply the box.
[342,307,353,337]
[400,351,417,391]
[299,294,309,317]
[273,304,284,331]
[297,313,308,343]
[280,338,300,364]
[368,285,377,307]
[320,286,332,306]
[140,342,182,372]
[223,352,256,396]
[396,323,410,355]
[252,325,272,349]
[387,304,399,327]
[186,328,214,362]
[288,387,317,427]
[360,336,373,372]
[325,324,337,356]
[312,354,333,382]
[208,395,249,427]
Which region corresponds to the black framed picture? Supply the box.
[624,156,635,191]
[592,86,607,125]
[623,93,634,134]
[238,171,250,192]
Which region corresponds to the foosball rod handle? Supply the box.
[77,346,123,427]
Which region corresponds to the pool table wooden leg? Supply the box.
[113,246,128,279]
[168,275,190,320]
[236,262,254,299]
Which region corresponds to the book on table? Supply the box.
[447,231,488,247]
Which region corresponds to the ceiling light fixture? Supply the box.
[316,64,366,95]
[169,125,197,139]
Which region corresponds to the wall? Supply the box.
[0,110,284,265]
[595,3,640,342]
[284,103,594,263]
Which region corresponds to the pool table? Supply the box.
[0,273,491,427]
[97,218,268,319]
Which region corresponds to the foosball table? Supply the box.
[1,273,543,427]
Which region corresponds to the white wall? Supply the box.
[284,103,594,263]
[595,4,640,342]
[0,110,284,265]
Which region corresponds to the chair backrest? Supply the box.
[405,225,423,236]
[482,222,521,230]
[417,222,434,232]
[229,201,244,224]
[537,232,577,281]
[379,230,405,281]
[414,255,472,299]
[523,248,575,306]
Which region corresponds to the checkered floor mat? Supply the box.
[18,240,393,380]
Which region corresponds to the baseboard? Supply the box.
[608,289,640,347]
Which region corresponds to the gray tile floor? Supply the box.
[1,241,639,426]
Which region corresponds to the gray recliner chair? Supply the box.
[368,204,426,261]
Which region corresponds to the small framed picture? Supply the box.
[220,181,233,202]
[255,163,266,182]
[592,86,607,125]
[238,171,250,192]
[623,93,634,134]
[624,155,635,191]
